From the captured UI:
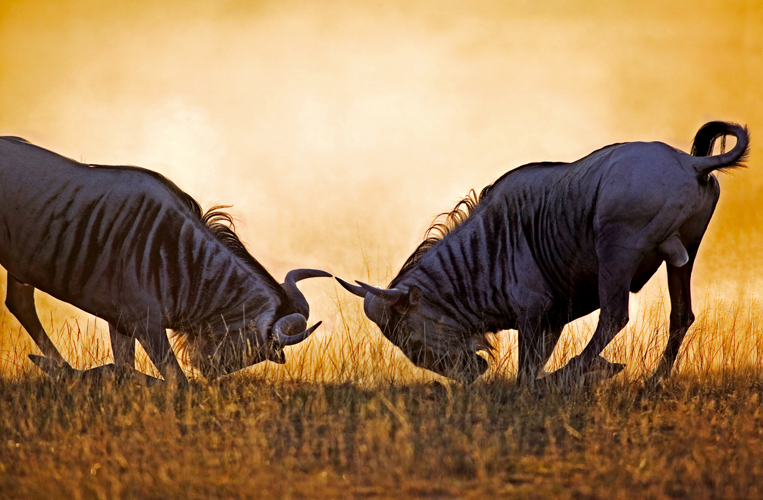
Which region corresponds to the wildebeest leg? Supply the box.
[135,318,187,387]
[108,321,136,368]
[5,275,66,364]
[646,201,712,386]
[545,255,635,385]
[574,287,631,376]
[517,318,563,386]
[648,256,696,385]
[28,354,81,381]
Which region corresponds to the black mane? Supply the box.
[200,205,280,285]
[390,186,492,287]
[389,161,570,288]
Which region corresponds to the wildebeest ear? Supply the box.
[392,285,423,313]
[407,286,423,306]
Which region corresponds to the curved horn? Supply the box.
[356,281,407,303]
[272,312,323,346]
[278,321,322,347]
[336,277,368,297]
[282,269,332,317]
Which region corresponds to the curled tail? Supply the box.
[690,121,750,177]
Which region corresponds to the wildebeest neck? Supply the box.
[393,209,518,335]
[388,147,627,335]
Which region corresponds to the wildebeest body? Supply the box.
[0,144,278,324]
[410,142,713,326]
[339,122,748,385]
[0,137,328,384]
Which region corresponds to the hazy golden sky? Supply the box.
[1,0,761,291]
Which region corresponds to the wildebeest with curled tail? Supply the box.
[338,121,749,386]
[0,137,330,386]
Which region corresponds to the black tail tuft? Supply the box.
[690,121,750,176]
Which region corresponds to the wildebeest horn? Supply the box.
[279,322,322,346]
[272,312,322,346]
[281,269,332,317]
[336,277,368,297]
[356,281,407,302]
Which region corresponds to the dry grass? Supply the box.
[2,288,763,499]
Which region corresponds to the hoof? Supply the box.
[643,374,667,392]
[423,379,450,400]
[28,355,163,387]
[590,355,625,378]
[28,354,80,381]
[579,356,625,386]
[79,363,164,387]
[538,355,625,389]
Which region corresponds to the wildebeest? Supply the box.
[0,136,330,385]
[338,121,749,386]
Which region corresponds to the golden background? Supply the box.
[0,0,761,375]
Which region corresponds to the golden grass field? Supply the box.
[2,280,763,499]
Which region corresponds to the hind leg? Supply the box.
[647,249,697,386]
[5,274,65,363]
[108,321,136,368]
[646,196,716,386]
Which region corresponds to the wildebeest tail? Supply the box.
[690,121,750,177]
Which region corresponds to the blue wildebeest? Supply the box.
[0,136,330,385]
[338,121,749,386]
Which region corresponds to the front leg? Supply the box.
[544,254,634,386]
[29,354,163,386]
[28,354,81,381]
[5,275,65,364]
[133,316,187,387]
[109,321,136,368]
[517,317,564,386]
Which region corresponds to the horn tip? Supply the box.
[335,277,369,297]
[302,269,332,279]
[287,268,332,280]
[355,281,376,292]
[303,320,323,337]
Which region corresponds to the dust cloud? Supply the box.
[0,0,761,371]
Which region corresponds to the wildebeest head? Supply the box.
[337,278,489,384]
[186,269,330,378]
